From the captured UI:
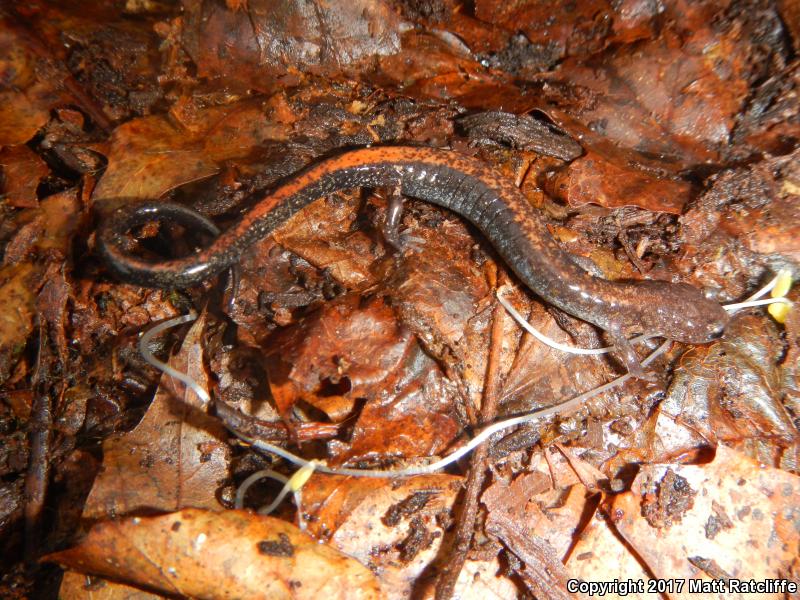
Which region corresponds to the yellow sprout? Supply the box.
[768,270,793,323]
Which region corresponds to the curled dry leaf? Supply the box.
[46,508,384,600]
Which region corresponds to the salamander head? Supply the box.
[637,281,729,344]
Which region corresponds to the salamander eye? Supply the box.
[707,322,725,340]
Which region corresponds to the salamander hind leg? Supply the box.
[382,188,405,252]
[379,188,426,254]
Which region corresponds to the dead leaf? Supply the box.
[81,312,230,520]
[0,15,73,146]
[0,190,79,384]
[654,313,797,465]
[92,99,288,201]
[271,194,381,290]
[47,508,385,600]
[302,473,515,599]
[549,149,691,214]
[609,445,800,598]
[546,13,752,165]
[179,0,402,89]
[262,294,462,462]
[0,145,49,208]
[474,0,617,60]
[566,510,655,599]
[58,570,164,600]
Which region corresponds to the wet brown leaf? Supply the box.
[47,508,384,600]
[228,180,381,343]
[179,0,402,89]
[654,314,798,465]
[302,473,516,599]
[59,571,163,600]
[549,149,691,214]
[0,190,79,384]
[378,31,510,104]
[272,192,380,290]
[0,89,51,149]
[0,145,49,208]
[2,1,798,597]
[0,12,79,146]
[496,287,616,418]
[481,449,601,554]
[474,0,623,60]
[81,312,230,520]
[59,313,231,598]
[92,99,288,201]
[546,6,752,166]
[675,152,800,312]
[609,445,800,596]
[388,202,494,407]
[263,294,461,462]
[734,61,800,155]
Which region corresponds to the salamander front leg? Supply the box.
[609,330,657,382]
[382,188,405,252]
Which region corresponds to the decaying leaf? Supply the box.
[47,508,384,600]
[0,190,79,384]
[92,100,289,201]
[301,473,517,599]
[610,445,800,594]
[80,312,230,520]
[2,1,799,598]
[0,145,49,208]
[655,313,798,464]
[263,293,462,463]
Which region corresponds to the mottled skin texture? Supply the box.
[98,146,729,376]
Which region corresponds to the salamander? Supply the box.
[97,146,729,377]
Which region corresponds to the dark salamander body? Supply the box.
[98,146,728,375]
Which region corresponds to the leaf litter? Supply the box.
[0,0,798,598]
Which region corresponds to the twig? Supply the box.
[24,327,52,564]
[435,282,509,599]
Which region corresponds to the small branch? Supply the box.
[435,279,509,599]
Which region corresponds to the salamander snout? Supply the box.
[664,284,730,344]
